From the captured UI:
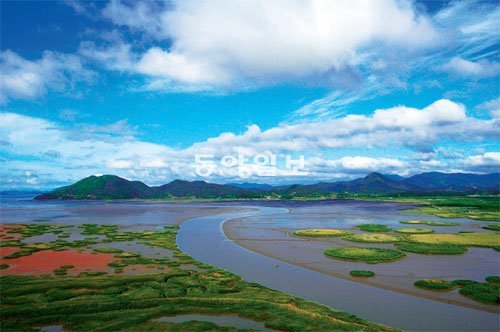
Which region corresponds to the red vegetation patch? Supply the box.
[0,247,20,258]
[0,224,25,239]
[0,250,115,275]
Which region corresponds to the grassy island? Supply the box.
[324,247,406,264]
[293,229,353,237]
[343,234,400,243]
[400,220,459,226]
[395,228,435,234]
[407,232,500,248]
[395,242,467,255]
[357,224,392,232]
[350,270,375,277]
[414,277,500,305]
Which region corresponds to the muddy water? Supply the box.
[177,203,499,331]
[224,205,499,312]
[2,195,498,330]
[0,196,243,230]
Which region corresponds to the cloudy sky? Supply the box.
[0,0,499,189]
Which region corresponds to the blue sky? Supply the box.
[0,0,499,189]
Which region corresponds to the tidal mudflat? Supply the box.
[1,197,391,331]
[223,200,499,313]
[1,195,498,331]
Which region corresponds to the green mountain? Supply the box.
[404,172,500,191]
[35,172,499,200]
[151,179,253,198]
[35,175,257,200]
[304,172,420,194]
[35,175,150,200]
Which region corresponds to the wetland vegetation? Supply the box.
[483,224,500,231]
[414,277,500,305]
[394,242,468,255]
[293,229,353,237]
[399,220,459,226]
[357,224,392,232]
[406,232,500,248]
[342,234,400,243]
[394,228,435,234]
[0,223,394,331]
[349,270,375,278]
[323,247,406,264]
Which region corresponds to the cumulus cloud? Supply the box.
[102,0,166,38]
[463,152,500,173]
[308,156,407,176]
[0,112,184,187]
[90,0,437,91]
[1,98,498,188]
[0,50,94,103]
[477,98,500,119]
[186,99,497,156]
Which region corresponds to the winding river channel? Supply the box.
[177,205,499,331]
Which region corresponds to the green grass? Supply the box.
[413,276,500,304]
[349,270,375,277]
[453,279,479,287]
[407,232,500,248]
[357,224,392,232]
[0,264,9,270]
[342,233,400,243]
[414,279,456,291]
[0,224,395,332]
[459,283,500,304]
[395,228,434,234]
[483,224,500,231]
[485,276,500,284]
[324,247,406,264]
[293,229,353,237]
[400,220,459,226]
[94,248,124,254]
[395,242,467,255]
[411,206,499,221]
[394,196,500,221]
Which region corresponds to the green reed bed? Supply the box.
[324,247,406,264]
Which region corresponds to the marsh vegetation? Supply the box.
[293,229,353,237]
[323,247,406,264]
[394,242,468,255]
[395,228,435,234]
[400,220,459,226]
[342,234,400,243]
[414,277,499,305]
[0,223,394,331]
[349,270,375,277]
[357,224,392,232]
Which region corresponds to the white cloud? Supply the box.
[186,99,497,156]
[442,57,500,78]
[0,50,94,103]
[308,156,406,175]
[102,0,165,38]
[94,0,437,90]
[477,98,500,119]
[463,152,500,173]
[465,152,500,165]
[135,47,230,85]
[79,40,136,72]
[1,98,498,188]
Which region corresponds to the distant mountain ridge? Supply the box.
[35,172,500,200]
